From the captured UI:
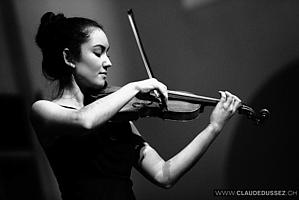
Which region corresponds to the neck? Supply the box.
[53,82,85,109]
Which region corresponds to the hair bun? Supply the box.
[40,12,55,25]
[40,12,66,27]
[35,12,66,50]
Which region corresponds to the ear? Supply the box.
[63,48,75,68]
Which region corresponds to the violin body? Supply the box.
[112,97,202,122]
[89,86,202,122]
[88,86,269,125]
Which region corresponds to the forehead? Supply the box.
[86,28,109,47]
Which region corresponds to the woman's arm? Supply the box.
[134,91,241,189]
[30,78,168,137]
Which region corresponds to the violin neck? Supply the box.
[168,90,219,106]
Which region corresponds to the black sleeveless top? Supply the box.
[44,121,145,200]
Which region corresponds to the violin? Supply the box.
[90,85,269,125]
[88,9,270,125]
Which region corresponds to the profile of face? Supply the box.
[73,28,112,91]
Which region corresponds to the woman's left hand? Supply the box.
[209,91,242,132]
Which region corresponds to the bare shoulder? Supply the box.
[30,99,77,127]
[30,100,63,146]
[30,99,81,139]
[31,100,62,119]
[31,99,53,109]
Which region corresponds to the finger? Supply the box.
[223,91,233,109]
[154,80,168,101]
[158,83,168,98]
[163,87,168,101]
[226,93,242,112]
[234,94,241,103]
[232,96,242,111]
[156,90,168,102]
[224,91,233,97]
[219,91,226,103]
[229,97,236,111]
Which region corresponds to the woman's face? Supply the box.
[74,28,111,91]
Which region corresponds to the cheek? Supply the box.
[87,53,103,70]
[75,66,97,84]
[75,60,104,86]
[77,55,101,75]
[75,65,90,78]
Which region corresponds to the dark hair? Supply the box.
[35,12,103,98]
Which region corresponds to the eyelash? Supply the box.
[95,52,110,58]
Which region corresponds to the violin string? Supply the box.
[168,90,219,104]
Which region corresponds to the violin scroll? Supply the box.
[258,109,270,124]
[238,105,270,125]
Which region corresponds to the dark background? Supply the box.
[0,0,298,199]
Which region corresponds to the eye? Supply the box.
[94,52,102,57]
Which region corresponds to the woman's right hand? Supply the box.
[133,78,168,102]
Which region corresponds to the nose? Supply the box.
[103,55,112,69]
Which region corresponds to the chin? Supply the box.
[92,81,107,90]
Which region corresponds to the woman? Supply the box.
[30,12,241,200]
